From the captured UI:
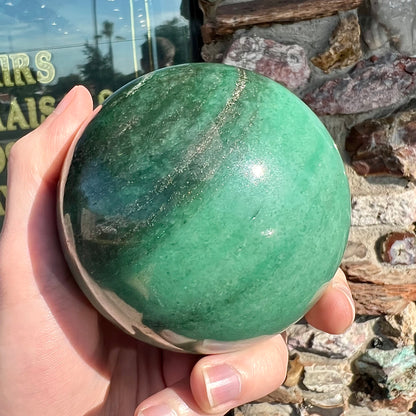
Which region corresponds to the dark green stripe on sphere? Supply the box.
[62,63,351,342]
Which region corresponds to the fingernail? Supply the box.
[138,405,177,416]
[203,364,242,408]
[54,86,80,115]
[333,281,356,325]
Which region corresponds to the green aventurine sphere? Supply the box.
[58,63,351,354]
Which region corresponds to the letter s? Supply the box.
[35,50,56,84]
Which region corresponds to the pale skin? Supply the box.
[0,86,355,416]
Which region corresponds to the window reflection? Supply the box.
[0,0,200,227]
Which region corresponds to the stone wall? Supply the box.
[199,0,416,414]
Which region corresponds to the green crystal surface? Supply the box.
[60,63,351,345]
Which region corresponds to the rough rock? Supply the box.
[353,384,416,413]
[376,301,416,346]
[223,36,310,90]
[347,281,416,315]
[311,14,362,73]
[201,41,227,63]
[304,55,416,115]
[380,232,416,266]
[350,185,416,227]
[307,410,344,416]
[345,407,414,416]
[354,346,416,400]
[303,365,353,393]
[378,302,416,347]
[302,390,345,408]
[360,0,416,56]
[346,109,416,180]
[235,402,298,416]
[287,321,374,359]
[343,241,368,260]
[301,363,352,408]
[343,257,416,285]
[260,385,304,405]
[284,354,304,387]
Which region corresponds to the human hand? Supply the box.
[0,86,355,416]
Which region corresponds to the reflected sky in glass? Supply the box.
[0,0,187,77]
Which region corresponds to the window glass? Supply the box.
[0,0,199,227]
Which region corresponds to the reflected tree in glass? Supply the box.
[102,20,114,73]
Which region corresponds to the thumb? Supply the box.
[3,85,94,232]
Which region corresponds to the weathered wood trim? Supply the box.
[201,0,363,39]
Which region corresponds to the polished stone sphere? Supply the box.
[57,63,351,354]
